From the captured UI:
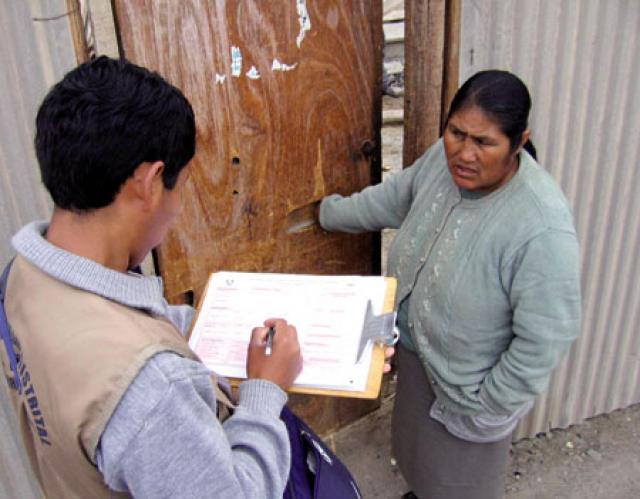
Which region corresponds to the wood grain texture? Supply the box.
[403,0,446,167]
[66,0,90,63]
[442,0,461,128]
[114,0,382,434]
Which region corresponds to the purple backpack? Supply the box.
[281,407,362,499]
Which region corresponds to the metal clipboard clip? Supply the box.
[356,300,399,362]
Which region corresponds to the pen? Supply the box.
[265,326,276,356]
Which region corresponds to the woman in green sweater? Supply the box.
[319,70,581,498]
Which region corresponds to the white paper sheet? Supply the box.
[189,272,389,392]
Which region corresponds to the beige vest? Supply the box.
[0,256,229,498]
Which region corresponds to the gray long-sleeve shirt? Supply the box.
[12,222,290,498]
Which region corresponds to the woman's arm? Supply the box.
[319,165,419,233]
[478,228,582,416]
[318,140,448,233]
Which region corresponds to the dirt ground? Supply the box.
[504,402,640,498]
[329,392,640,498]
[331,98,640,498]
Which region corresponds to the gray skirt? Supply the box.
[391,345,511,499]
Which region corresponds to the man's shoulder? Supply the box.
[9,256,164,332]
[7,256,193,369]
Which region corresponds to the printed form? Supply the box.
[189,272,388,392]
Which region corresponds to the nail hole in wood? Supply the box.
[231,157,241,166]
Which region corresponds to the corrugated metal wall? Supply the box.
[460,0,640,438]
[0,1,75,496]
[0,0,77,268]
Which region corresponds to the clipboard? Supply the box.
[189,272,397,399]
[286,277,396,399]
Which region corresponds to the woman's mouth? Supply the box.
[454,164,477,178]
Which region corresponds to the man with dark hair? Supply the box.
[1,56,302,498]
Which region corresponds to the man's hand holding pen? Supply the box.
[246,318,303,391]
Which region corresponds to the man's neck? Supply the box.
[46,208,134,273]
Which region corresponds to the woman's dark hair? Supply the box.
[446,70,537,160]
[35,56,196,211]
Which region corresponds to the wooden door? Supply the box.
[114,0,382,433]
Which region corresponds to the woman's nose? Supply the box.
[459,140,477,162]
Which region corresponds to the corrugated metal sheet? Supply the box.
[460,0,640,438]
[0,0,77,268]
[0,1,75,496]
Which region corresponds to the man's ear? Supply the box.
[131,161,165,210]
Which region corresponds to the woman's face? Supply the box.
[443,106,523,193]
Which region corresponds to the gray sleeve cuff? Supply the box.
[238,379,288,417]
[319,194,358,233]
